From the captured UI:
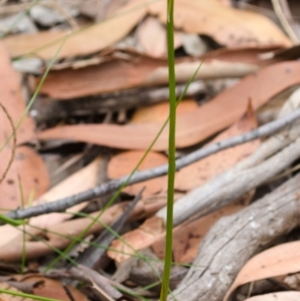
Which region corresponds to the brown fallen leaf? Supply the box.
[147,0,291,47]
[175,103,259,191]
[34,55,257,100]
[224,241,300,301]
[0,42,49,211]
[0,46,34,142]
[2,0,147,60]
[108,151,168,197]
[37,61,300,151]
[0,147,50,212]
[35,53,167,99]
[244,292,300,301]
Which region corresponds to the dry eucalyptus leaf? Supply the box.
[37,61,300,150]
[224,241,300,301]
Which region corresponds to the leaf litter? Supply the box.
[0,1,300,301]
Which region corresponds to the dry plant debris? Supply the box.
[1,1,300,301]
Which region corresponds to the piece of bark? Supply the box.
[170,173,300,301]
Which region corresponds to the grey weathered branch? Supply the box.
[170,172,300,301]
[3,105,300,223]
[158,134,300,226]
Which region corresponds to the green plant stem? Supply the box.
[160,0,176,300]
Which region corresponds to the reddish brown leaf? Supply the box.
[1,147,49,211]
[35,53,167,98]
[0,43,49,211]
[38,61,300,150]
[34,56,257,99]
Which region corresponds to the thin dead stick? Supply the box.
[3,107,300,223]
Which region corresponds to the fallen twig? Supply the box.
[3,105,300,223]
[76,188,144,268]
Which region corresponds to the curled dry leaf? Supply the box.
[0,43,49,211]
[146,0,291,47]
[224,241,300,301]
[244,292,300,301]
[37,61,300,150]
[108,150,168,197]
